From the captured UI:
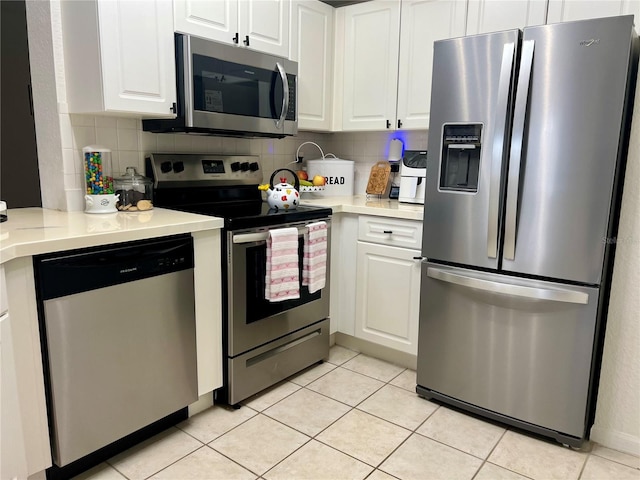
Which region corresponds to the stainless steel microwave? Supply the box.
[143,34,297,138]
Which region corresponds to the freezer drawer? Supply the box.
[416,263,599,439]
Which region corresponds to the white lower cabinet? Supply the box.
[354,216,422,355]
[1,312,29,480]
[0,264,29,480]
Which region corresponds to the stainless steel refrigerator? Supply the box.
[417,15,639,447]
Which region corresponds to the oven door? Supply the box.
[227,221,330,357]
[182,34,297,136]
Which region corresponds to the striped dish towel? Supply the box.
[265,227,300,302]
[303,221,328,294]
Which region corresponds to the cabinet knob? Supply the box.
[233,33,239,44]
[386,120,391,129]
[243,35,250,46]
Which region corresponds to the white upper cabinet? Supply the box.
[341,1,401,131]
[173,0,239,44]
[174,0,290,57]
[290,0,334,130]
[239,0,290,57]
[397,0,466,130]
[62,0,176,117]
[466,0,547,34]
[547,0,640,23]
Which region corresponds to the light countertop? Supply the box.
[301,195,424,221]
[0,207,223,264]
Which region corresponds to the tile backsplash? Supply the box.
[58,113,428,210]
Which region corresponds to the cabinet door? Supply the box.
[290,0,334,131]
[174,0,239,45]
[342,1,401,131]
[239,0,290,57]
[1,313,29,480]
[98,0,176,116]
[397,0,466,130]
[466,0,547,34]
[547,0,640,23]
[355,242,421,355]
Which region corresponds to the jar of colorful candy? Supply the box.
[82,145,118,214]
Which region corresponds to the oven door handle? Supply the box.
[232,227,306,244]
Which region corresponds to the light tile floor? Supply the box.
[74,345,640,480]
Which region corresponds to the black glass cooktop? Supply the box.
[187,202,332,230]
[153,185,331,230]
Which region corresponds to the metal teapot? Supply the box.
[264,168,300,210]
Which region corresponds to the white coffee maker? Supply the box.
[398,150,427,204]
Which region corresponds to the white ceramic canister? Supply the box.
[306,157,355,196]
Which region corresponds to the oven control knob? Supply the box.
[173,161,185,173]
[249,162,259,172]
[230,162,241,172]
[240,162,250,172]
[160,161,172,173]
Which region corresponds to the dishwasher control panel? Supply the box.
[34,235,194,300]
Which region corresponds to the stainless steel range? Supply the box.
[147,153,331,406]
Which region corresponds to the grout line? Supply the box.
[258,433,314,478]
[577,452,591,480]
[469,428,510,480]
[140,444,209,480]
[206,440,279,478]
[590,448,640,470]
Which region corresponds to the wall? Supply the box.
[590,72,640,456]
[322,130,428,194]
[61,115,333,209]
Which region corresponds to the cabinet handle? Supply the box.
[243,35,250,46]
[233,32,239,44]
[386,120,391,129]
[383,230,393,234]
[397,119,403,129]
[413,256,424,261]
[170,102,177,114]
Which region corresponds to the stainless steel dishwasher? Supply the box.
[34,235,198,468]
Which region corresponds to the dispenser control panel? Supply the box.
[440,124,482,193]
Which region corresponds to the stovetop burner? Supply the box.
[147,153,332,229]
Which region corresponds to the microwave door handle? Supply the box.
[275,62,288,129]
[184,36,194,127]
[504,39,534,260]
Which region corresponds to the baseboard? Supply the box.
[590,425,640,456]
[334,332,417,370]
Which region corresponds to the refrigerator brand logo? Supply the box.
[120,267,137,274]
[580,39,600,47]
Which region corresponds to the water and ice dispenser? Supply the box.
[439,124,482,192]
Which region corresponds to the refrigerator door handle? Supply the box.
[488,42,516,259]
[504,39,535,261]
[427,267,589,304]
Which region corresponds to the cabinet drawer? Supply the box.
[358,216,422,249]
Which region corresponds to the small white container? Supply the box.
[306,157,355,197]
